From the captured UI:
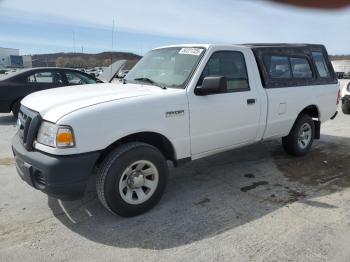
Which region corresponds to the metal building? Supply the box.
[22,55,33,68]
[331,60,350,73]
[0,47,32,68]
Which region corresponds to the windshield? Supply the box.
[125,47,205,88]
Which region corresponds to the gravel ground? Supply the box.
[1,80,350,262]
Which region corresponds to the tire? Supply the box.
[282,114,315,156]
[12,100,21,118]
[342,104,350,115]
[96,142,168,217]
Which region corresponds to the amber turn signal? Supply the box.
[56,127,75,147]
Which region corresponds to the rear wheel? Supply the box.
[96,142,168,217]
[282,114,315,156]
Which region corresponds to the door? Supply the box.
[188,50,261,155]
[26,70,65,91]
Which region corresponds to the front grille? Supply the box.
[18,106,42,151]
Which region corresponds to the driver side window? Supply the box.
[199,51,250,92]
[65,71,96,85]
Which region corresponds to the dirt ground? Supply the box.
[0,80,350,261]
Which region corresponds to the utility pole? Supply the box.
[73,31,76,53]
[111,19,116,73]
[112,19,115,51]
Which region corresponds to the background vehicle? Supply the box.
[341,82,350,114]
[335,72,344,79]
[0,69,9,75]
[12,44,339,217]
[0,67,102,117]
[97,60,127,83]
[343,72,350,79]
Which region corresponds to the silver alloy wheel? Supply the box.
[118,160,159,205]
[297,123,312,149]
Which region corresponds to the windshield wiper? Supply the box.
[133,77,167,89]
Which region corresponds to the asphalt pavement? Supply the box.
[1,81,350,261]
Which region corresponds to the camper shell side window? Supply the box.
[249,45,337,88]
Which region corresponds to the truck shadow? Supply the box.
[0,114,16,126]
[48,134,350,250]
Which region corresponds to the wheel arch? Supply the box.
[299,104,320,120]
[295,104,321,139]
[96,131,177,167]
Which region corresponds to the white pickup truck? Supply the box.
[12,44,339,217]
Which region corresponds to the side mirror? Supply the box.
[195,76,227,95]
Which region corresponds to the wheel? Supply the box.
[12,100,21,118]
[342,104,350,115]
[282,114,315,156]
[96,142,168,217]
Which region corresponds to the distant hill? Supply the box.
[32,52,142,68]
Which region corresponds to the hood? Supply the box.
[98,60,127,83]
[21,83,162,122]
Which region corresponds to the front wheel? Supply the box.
[282,114,315,156]
[96,142,168,217]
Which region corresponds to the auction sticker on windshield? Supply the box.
[179,48,203,56]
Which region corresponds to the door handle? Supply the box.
[247,98,256,105]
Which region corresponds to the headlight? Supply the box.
[37,121,75,148]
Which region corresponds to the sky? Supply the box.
[0,0,350,55]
